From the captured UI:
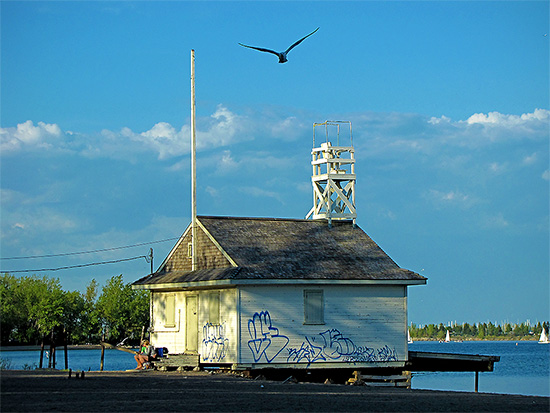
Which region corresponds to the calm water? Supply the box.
[409,341,550,397]
[0,348,137,372]
[1,341,548,396]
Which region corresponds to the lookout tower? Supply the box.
[305,120,356,226]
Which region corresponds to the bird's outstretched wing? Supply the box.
[284,27,319,54]
[238,43,281,57]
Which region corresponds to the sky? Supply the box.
[1,1,548,326]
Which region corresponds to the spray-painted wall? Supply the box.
[238,285,408,368]
[150,288,238,363]
[151,284,408,368]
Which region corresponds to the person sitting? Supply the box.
[134,340,156,370]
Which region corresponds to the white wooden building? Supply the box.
[131,215,426,370]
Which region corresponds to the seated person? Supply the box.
[134,340,156,370]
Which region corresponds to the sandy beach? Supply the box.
[1,369,548,412]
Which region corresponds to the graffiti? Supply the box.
[247,311,289,363]
[319,329,357,359]
[377,344,398,361]
[287,328,398,366]
[202,322,228,362]
[342,346,376,363]
[246,311,399,366]
[287,337,325,364]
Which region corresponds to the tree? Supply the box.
[0,274,26,344]
[96,275,149,343]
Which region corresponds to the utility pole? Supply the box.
[191,49,197,271]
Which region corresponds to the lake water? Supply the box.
[409,340,549,397]
[1,341,548,397]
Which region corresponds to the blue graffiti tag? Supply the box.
[247,311,289,363]
[319,329,357,359]
[377,344,398,361]
[202,322,229,362]
[287,328,398,366]
[287,336,325,364]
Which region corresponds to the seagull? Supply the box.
[239,27,319,63]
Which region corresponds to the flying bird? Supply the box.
[239,27,319,63]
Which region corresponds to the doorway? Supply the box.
[185,295,198,352]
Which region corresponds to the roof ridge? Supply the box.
[197,215,358,224]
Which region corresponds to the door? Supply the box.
[186,295,198,353]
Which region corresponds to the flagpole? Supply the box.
[191,49,197,271]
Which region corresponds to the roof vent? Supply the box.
[305,121,356,227]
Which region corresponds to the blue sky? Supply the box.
[1,1,548,325]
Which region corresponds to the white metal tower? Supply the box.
[305,120,356,226]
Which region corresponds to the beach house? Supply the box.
[131,121,427,371]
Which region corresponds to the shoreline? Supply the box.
[0,338,541,351]
[0,344,126,351]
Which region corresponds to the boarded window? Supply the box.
[206,292,220,324]
[164,293,176,328]
[304,290,324,324]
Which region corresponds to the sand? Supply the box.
[1,369,548,412]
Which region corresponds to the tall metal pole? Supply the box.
[191,50,197,271]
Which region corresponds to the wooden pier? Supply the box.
[406,351,501,392]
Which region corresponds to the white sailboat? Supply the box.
[408,329,413,344]
[539,327,549,344]
[444,329,451,343]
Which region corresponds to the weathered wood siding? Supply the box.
[163,227,231,273]
[198,288,237,364]
[151,291,185,353]
[238,285,407,368]
[151,289,238,362]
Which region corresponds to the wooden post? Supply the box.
[48,331,54,368]
[190,49,197,271]
[100,333,105,371]
[64,328,69,370]
[475,371,479,393]
[39,336,45,369]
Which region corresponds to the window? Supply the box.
[304,290,324,324]
[206,292,220,324]
[164,293,176,328]
[187,242,193,258]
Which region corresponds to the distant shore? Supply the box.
[1,344,108,351]
[410,337,541,342]
[1,338,541,352]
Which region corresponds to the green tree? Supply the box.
[478,323,486,339]
[0,274,26,344]
[96,275,149,343]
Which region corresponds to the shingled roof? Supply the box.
[132,216,426,288]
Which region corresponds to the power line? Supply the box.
[1,255,149,274]
[0,237,179,261]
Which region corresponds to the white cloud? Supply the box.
[428,115,451,125]
[205,186,219,198]
[489,162,507,174]
[426,189,476,208]
[522,152,538,165]
[0,120,63,153]
[542,170,550,181]
[466,108,550,127]
[481,213,510,229]
[122,122,189,160]
[239,186,285,204]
